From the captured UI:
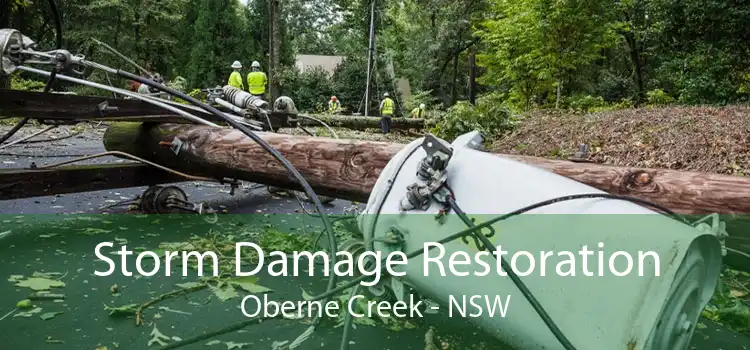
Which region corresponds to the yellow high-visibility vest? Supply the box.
[381,98,394,115]
[246,71,267,95]
[410,107,424,118]
[228,71,243,90]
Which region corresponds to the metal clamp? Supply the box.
[169,137,183,155]
[691,213,729,256]
[399,134,453,212]
[98,101,119,116]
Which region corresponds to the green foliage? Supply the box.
[167,76,188,92]
[406,89,440,114]
[10,74,46,91]
[702,268,750,336]
[430,93,517,141]
[646,89,674,106]
[567,95,607,113]
[277,65,334,112]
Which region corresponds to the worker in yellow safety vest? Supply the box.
[246,61,268,98]
[227,61,244,90]
[409,103,426,118]
[328,96,341,113]
[379,92,394,133]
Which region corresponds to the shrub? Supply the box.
[646,89,675,106]
[430,92,517,141]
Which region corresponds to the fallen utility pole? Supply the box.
[0,90,428,131]
[0,163,184,200]
[103,122,750,215]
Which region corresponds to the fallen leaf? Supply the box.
[211,283,239,301]
[44,336,63,344]
[729,290,748,298]
[95,345,108,350]
[40,311,63,320]
[229,276,273,294]
[147,326,171,347]
[16,299,32,308]
[7,274,24,282]
[16,277,65,291]
[80,228,112,236]
[206,340,221,346]
[225,341,249,349]
[31,271,65,279]
[14,307,42,318]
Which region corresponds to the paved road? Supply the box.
[0,125,748,350]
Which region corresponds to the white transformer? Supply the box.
[358,131,723,350]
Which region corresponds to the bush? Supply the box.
[277,65,334,112]
[646,89,675,106]
[567,94,607,113]
[430,92,517,141]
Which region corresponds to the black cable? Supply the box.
[333,192,684,350]
[163,192,679,350]
[46,0,62,50]
[119,70,339,330]
[448,195,574,349]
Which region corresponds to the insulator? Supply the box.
[222,85,269,110]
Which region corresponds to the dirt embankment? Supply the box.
[491,106,750,175]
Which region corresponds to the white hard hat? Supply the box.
[420,103,425,109]
[383,92,389,97]
[231,61,242,69]
[251,61,260,68]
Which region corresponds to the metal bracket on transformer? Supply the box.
[399,134,454,211]
[691,213,729,256]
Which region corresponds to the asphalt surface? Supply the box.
[0,125,748,350]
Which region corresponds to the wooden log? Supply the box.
[102,122,750,216]
[0,163,185,200]
[298,114,432,131]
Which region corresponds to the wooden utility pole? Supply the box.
[268,0,281,101]
[103,122,750,216]
[364,0,376,117]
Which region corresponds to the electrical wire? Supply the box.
[31,151,218,182]
[115,70,340,337]
[297,115,339,139]
[338,192,682,350]
[0,125,57,150]
[15,66,220,127]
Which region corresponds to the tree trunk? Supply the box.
[468,51,476,105]
[298,114,432,131]
[103,122,750,216]
[450,51,459,106]
[0,0,11,90]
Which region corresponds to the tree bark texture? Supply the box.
[103,122,750,216]
[299,114,432,131]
